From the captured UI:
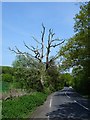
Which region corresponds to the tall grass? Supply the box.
[2,92,48,118]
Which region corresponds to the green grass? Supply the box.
[0,100,2,120]
[2,92,48,118]
[0,81,10,93]
[0,81,2,93]
[2,82,10,93]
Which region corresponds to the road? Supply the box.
[30,87,90,120]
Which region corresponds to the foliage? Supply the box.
[2,66,14,76]
[45,60,64,91]
[1,66,15,91]
[12,55,45,92]
[58,2,90,95]
[2,92,48,118]
[59,2,89,69]
[2,74,13,82]
[12,54,64,92]
[0,81,2,93]
[72,66,89,94]
[12,55,40,68]
[2,82,10,92]
[16,68,43,92]
[0,67,15,93]
[8,3,90,95]
[0,66,2,75]
[60,73,74,87]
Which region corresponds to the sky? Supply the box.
[1,0,89,2]
[2,2,81,66]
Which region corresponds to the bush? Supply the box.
[2,74,13,82]
[2,66,14,75]
[2,81,10,92]
[14,67,44,92]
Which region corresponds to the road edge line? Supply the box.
[49,97,52,108]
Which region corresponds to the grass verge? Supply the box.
[2,92,48,118]
[0,100,2,120]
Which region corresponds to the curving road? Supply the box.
[30,87,90,120]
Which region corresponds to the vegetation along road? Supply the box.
[1,2,90,119]
[30,87,90,120]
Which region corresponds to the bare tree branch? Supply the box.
[9,46,35,59]
[41,23,45,59]
[9,47,26,55]
[9,47,19,54]
[31,46,36,50]
[50,39,63,44]
[32,36,41,45]
[50,40,65,48]
[9,24,65,71]
[23,41,34,52]
[23,41,41,62]
[49,53,59,63]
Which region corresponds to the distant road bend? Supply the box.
[30,87,90,120]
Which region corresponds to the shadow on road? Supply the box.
[46,101,90,120]
[54,90,90,109]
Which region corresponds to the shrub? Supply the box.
[2,74,13,82]
[2,92,48,118]
[2,66,14,75]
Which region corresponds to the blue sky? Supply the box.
[2,2,80,66]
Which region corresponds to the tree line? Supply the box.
[58,2,90,95]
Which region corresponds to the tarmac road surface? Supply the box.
[30,87,90,120]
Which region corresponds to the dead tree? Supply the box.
[46,28,65,70]
[9,24,65,87]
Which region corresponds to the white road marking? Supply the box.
[48,115,50,120]
[49,97,52,108]
[65,88,90,111]
[48,97,53,119]
[74,100,90,111]
[67,96,70,98]
[65,92,70,98]
[74,100,77,103]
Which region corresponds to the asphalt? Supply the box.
[30,87,90,120]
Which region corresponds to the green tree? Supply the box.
[12,55,44,92]
[58,2,90,95]
[45,60,63,91]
